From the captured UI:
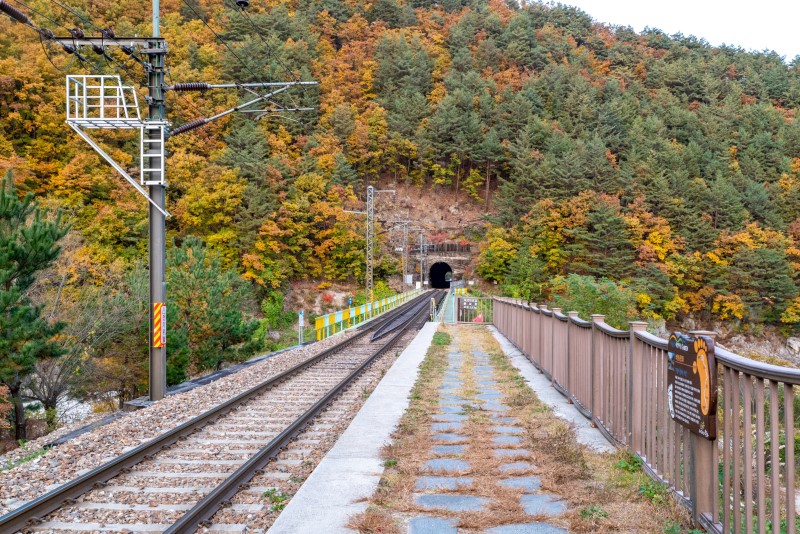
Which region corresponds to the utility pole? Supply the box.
[419,232,424,287]
[146,0,167,401]
[365,185,395,306]
[402,223,408,289]
[365,185,374,307]
[346,185,393,311]
[40,0,316,402]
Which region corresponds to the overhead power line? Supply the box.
[178,0,260,86]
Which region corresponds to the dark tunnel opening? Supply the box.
[429,262,452,289]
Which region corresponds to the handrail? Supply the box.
[492,296,800,533]
[594,320,629,338]
[715,345,800,385]
[568,315,592,328]
[633,329,669,350]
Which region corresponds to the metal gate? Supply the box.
[455,296,493,323]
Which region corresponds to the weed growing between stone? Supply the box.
[350,325,694,532]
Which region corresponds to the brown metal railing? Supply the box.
[493,298,800,533]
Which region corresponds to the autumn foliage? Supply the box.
[2,0,800,415]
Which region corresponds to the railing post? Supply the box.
[590,314,604,419]
[538,304,548,374]
[628,321,647,451]
[567,311,579,399]
[688,330,718,526]
[550,308,561,385]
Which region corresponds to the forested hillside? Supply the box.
[2,0,800,423]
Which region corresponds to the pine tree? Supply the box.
[569,203,637,279]
[728,248,798,322]
[0,171,67,440]
[167,237,259,377]
[710,174,748,230]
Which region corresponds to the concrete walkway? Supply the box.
[268,322,439,534]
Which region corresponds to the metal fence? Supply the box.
[493,298,800,533]
[314,289,422,340]
[455,296,493,323]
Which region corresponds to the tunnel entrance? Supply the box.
[429,262,453,289]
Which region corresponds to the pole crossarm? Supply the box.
[51,36,166,47]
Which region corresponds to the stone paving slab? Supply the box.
[424,458,470,472]
[499,461,535,473]
[493,426,524,434]
[491,417,520,424]
[498,476,541,492]
[493,435,523,446]
[414,493,489,512]
[432,414,468,422]
[485,523,567,534]
[520,494,568,517]
[432,444,465,455]
[408,516,458,534]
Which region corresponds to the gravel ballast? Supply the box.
[0,332,360,516]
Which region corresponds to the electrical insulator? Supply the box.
[62,43,76,54]
[92,44,105,55]
[170,118,208,136]
[236,0,250,8]
[0,0,31,24]
[121,45,135,55]
[69,27,84,39]
[38,28,55,40]
[172,82,211,92]
[101,27,115,39]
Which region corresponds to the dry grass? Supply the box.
[346,506,401,534]
[350,325,694,533]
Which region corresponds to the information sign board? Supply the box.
[667,332,717,440]
[461,298,478,310]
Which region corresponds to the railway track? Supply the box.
[1,290,445,533]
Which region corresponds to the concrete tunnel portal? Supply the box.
[429,262,453,289]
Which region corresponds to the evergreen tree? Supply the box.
[0,171,67,440]
[330,153,359,187]
[710,174,748,230]
[167,237,259,378]
[728,248,798,322]
[569,203,637,279]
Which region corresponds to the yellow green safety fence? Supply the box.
[314,288,423,341]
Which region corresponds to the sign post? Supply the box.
[298,310,304,345]
[667,331,717,440]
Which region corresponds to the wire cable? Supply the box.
[232,5,303,110]
[47,0,106,34]
[39,33,74,71]
[224,1,319,122]
[44,0,150,81]
[178,0,260,85]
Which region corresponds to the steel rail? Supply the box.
[165,293,440,533]
[0,291,434,533]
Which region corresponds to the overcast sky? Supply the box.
[558,1,800,61]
